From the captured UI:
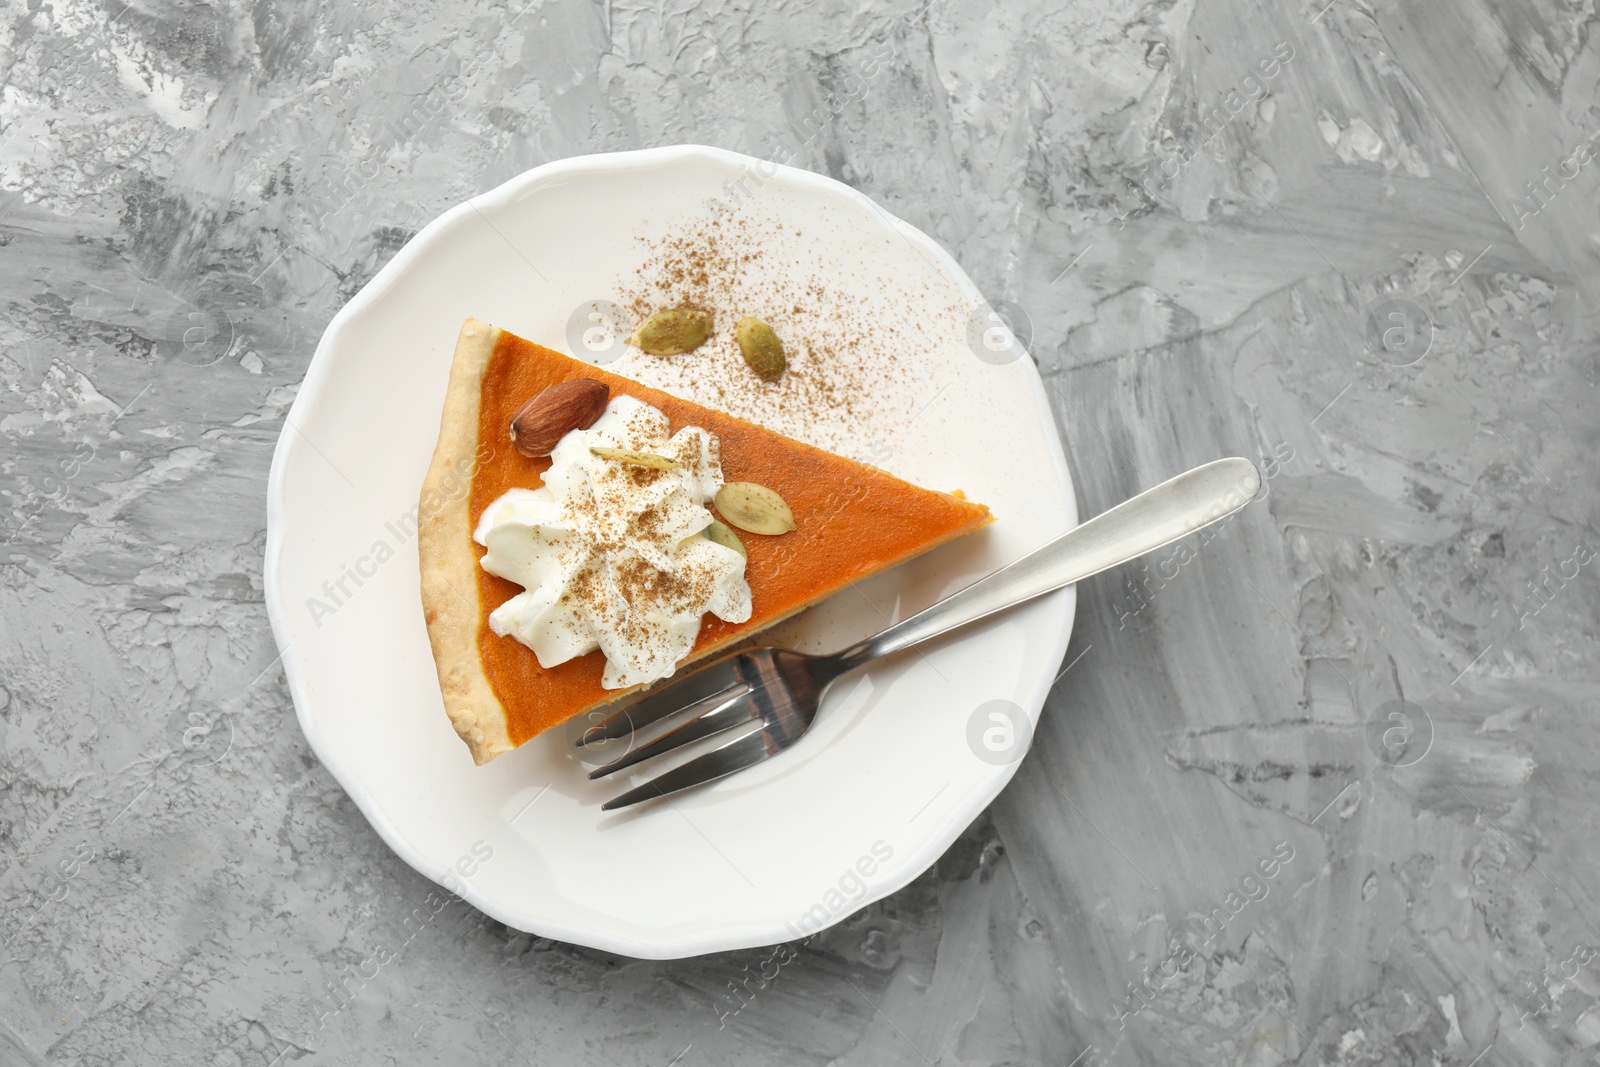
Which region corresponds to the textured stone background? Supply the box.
[3,0,1599,1063]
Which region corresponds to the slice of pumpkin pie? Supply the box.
[419,318,992,764]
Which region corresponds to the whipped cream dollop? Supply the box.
[474,395,752,689]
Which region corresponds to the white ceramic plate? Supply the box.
[264,146,1076,959]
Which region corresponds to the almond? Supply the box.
[509,379,610,457]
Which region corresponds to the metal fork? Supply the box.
[577,457,1262,809]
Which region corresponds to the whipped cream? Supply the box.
[474,395,752,689]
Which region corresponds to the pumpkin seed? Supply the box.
[734,316,786,380]
[626,307,713,355]
[590,446,681,470]
[715,482,796,535]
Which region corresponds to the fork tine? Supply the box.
[600,728,782,811]
[587,690,759,780]
[576,654,745,746]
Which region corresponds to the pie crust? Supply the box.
[418,319,514,762]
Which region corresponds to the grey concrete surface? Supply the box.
[2,0,1599,1063]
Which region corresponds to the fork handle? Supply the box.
[830,457,1262,671]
